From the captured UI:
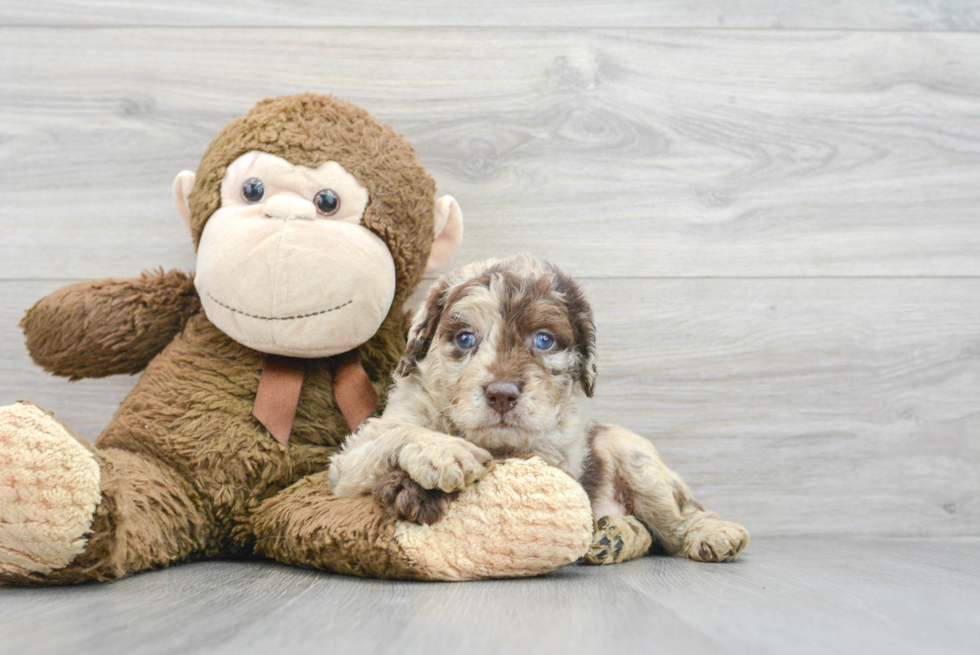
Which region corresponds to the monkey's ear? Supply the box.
[425,196,463,273]
[396,280,449,377]
[172,170,196,231]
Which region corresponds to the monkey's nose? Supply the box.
[263,195,317,221]
[485,382,521,414]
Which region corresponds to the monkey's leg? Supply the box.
[0,403,209,584]
[592,424,749,563]
[251,457,595,581]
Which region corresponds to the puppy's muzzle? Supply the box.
[485,381,520,415]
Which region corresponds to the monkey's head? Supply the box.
[172,94,462,358]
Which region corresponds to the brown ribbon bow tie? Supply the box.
[252,350,378,446]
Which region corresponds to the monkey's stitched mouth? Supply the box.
[207,293,353,321]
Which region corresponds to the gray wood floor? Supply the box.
[1,2,979,654]
[1,537,978,655]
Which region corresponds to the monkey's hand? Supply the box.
[21,269,199,380]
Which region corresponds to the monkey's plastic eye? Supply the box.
[314,189,340,215]
[533,333,554,350]
[242,178,264,203]
[455,332,477,349]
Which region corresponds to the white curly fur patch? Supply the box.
[0,403,101,576]
[393,457,593,581]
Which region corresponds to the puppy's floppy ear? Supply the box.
[554,271,597,397]
[396,279,450,377]
[575,307,598,397]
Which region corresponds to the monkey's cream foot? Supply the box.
[0,403,101,576]
[392,457,593,580]
[584,515,653,565]
[681,515,749,562]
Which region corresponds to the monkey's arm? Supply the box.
[21,269,200,380]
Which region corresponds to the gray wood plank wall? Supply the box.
[0,2,977,539]
[3,1,980,29]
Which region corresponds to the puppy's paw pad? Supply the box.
[684,518,749,562]
[584,517,628,565]
[373,470,454,525]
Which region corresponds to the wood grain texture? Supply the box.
[5,277,977,538]
[2,29,980,279]
[1,0,979,30]
[1,7,978,550]
[1,537,978,655]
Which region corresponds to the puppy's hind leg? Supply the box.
[581,444,653,565]
[592,425,749,563]
[584,515,653,565]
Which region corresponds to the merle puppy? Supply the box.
[330,255,748,564]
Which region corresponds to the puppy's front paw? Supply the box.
[682,517,749,562]
[373,470,454,525]
[398,436,491,492]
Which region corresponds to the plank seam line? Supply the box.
[0,25,979,34]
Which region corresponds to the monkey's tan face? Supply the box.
[193,152,396,357]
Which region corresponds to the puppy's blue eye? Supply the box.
[456,332,476,349]
[533,333,554,350]
[242,178,264,203]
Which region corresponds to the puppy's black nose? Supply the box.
[485,382,520,414]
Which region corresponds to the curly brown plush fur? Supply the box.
[21,270,200,380]
[4,95,423,583]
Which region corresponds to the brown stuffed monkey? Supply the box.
[0,94,593,584]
